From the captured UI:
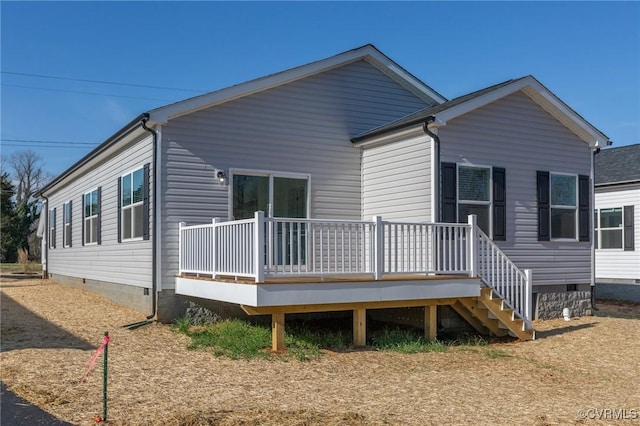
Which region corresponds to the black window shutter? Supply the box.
[492,167,506,241]
[441,162,457,223]
[578,175,590,242]
[68,200,72,247]
[97,187,102,245]
[142,163,150,240]
[537,171,550,241]
[81,194,85,246]
[624,205,635,251]
[53,208,57,248]
[117,177,122,243]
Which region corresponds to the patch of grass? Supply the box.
[370,327,448,353]
[484,348,512,359]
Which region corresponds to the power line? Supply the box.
[2,83,174,102]
[1,139,97,148]
[2,71,205,93]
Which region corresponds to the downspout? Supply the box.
[41,196,49,279]
[142,115,158,320]
[423,116,441,221]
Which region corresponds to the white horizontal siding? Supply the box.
[595,183,640,280]
[46,134,153,288]
[160,60,431,288]
[439,90,593,286]
[362,130,431,222]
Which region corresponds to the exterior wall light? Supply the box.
[215,169,228,184]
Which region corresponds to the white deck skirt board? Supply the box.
[176,276,481,307]
[176,278,258,305]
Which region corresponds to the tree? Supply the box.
[1,172,18,262]
[3,150,52,261]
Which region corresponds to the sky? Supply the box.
[1,1,639,177]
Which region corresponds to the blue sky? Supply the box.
[2,1,639,176]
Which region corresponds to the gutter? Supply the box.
[142,114,158,321]
[422,116,441,222]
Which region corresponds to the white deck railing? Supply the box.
[179,212,531,325]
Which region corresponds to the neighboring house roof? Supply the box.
[148,44,447,124]
[595,143,640,186]
[352,75,610,148]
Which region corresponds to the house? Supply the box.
[38,45,609,349]
[594,144,640,301]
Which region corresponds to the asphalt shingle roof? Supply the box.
[594,144,640,185]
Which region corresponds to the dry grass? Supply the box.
[1,278,639,425]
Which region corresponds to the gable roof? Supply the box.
[595,144,640,186]
[352,75,610,148]
[148,44,447,124]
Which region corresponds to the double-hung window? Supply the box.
[84,189,100,245]
[120,166,147,241]
[550,173,577,240]
[595,206,635,251]
[63,201,72,247]
[49,208,56,249]
[458,166,491,234]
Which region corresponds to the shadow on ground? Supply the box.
[535,322,596,339]
[0,382,72,426]
[0,293,95,352]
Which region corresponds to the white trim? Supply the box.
[430,132,437,223]
[595,207,625,250]
[120,166,145,242]
[155,124,162,291]
[83,188,99,245]
[148,45,445,124]
[457,164,493,237]
[63,201,72,248]
[549,172,579,241]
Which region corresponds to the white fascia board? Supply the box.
[431,76,608,148]
[149,45,444,124]
[352,124,426,148]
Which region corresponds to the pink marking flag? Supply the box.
[79,335,110,384]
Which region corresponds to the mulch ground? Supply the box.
[1,278,639,425]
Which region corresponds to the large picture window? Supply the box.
[63,201,72,248]
[84,189,99,245]
[550,173,577,239]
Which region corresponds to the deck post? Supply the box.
[353,308,366,347]
[524,269,533,328]
[272,313,285,352]
[254,211,265,283]
[467,215,478,278]
[373,216,383,280]
[178,222,186,274]
[424,305,437,341]
[211,218,218,278]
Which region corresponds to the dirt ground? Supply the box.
[1,278,639,426]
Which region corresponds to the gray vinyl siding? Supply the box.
[362,130,432,222]
[160,60,430,288]
[595,183,640,280]
[46,134,153,288]
[438,91,593,286]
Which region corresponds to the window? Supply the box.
[84,189,99,245]
[119,165,149,241]
[442,163,506,240]
[595,206,635,251]
[49,208,56,249]
[537,171,589,242]
[63,201,72,248]
[458,166,491,234]
[550,173,577,239]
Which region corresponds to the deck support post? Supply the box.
[272,313,285,352]
[254,211,265,283]
[373,216,383,280]
[467,215,478,278]
[424,305,437,341]
[353,308,366,347]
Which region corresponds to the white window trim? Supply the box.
[84,188,99,246]
[549,172,578,242]
[121,166,145,242]
[457,163,493,237]
[63,201,72,248]
[595,207,624,251]
[49,208,56,249]
[228,168,311,220]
